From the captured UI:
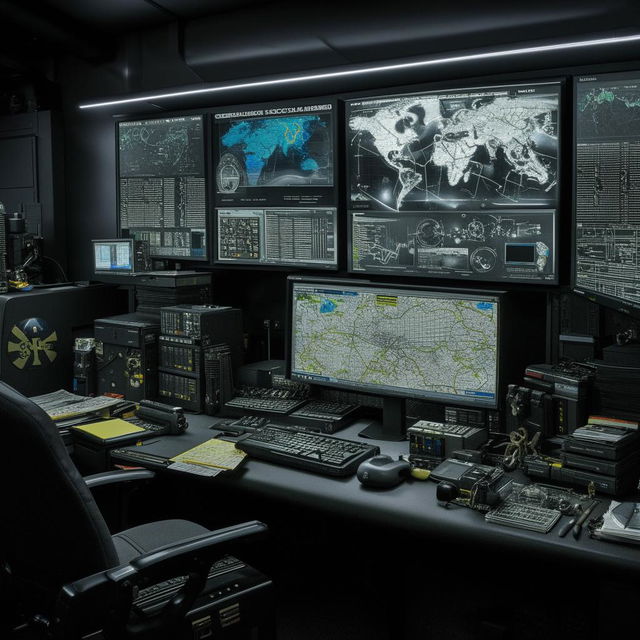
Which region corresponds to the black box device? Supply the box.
[409,420,488,464]
[94,313,160,401]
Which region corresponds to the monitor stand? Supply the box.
[359,397,407,442]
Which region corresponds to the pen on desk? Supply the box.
[180,458,227,470]
[572,500,598,540]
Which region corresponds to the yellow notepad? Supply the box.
[170,439,246,471]
[73,418,146,440]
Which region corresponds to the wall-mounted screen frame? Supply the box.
[117,114,209,261]
[345,80,562,284]
[212,98,339,269]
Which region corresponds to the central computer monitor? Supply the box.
[286,276,504,440]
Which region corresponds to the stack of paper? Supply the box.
[73,419,146,441]
[168,439,247,477]
[592,501,640,544]
[572,424,631,443]
[30,390,123,425]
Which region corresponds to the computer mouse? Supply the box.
[357,455,410,488]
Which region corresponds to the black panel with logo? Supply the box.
[0,285,125,396]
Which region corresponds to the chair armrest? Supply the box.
[56,520,268,639]
[84,469,155,489]
[129,520,267,580]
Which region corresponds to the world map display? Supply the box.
[347,85,559,212]
[216,114,333,193]
[578,85,640,139]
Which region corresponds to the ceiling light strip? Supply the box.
[79,33,640,109]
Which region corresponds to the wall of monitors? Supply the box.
[574,71,640,313]
[346,82,561,283]
[118,115,208,260]
[213,100,338,269]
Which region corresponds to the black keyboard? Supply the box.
[236,424,379,476]
[224,396,306,414]
[291,400,358,421]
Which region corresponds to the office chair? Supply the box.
[0,381,273,639]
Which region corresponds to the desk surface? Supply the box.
[112,414,640,578]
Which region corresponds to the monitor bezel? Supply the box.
[92,238,135,274]
[285,275,504,410]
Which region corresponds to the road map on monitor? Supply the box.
[291,284,498,402]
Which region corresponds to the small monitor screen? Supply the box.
[93,240,133,273]
[289,279,500,407]
[505,243,537,264]
[216,208,337,268]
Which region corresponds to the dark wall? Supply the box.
[56,13,640,362]
[0,110,67,268]
[58,56,127,279]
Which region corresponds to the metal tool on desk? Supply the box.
[557,499,598,538]
[573,500,599,539]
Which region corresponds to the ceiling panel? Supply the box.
[43,0,169,32]
[157,0,271,18]
[42,0,272,31]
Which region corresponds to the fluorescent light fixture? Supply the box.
[79,33,640,109]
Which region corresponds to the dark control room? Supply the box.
[2,2,640,639]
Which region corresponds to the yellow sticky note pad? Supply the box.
[74,418,146,440]
[171,438,246,471]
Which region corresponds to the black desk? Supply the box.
[109,415,640,580]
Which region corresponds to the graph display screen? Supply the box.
[574,71,640,312]
[346,82,560,283]
[118,115,207,260]
[289,279,499,407]
[216,208,337,267]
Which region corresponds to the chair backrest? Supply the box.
[0,382,118,610]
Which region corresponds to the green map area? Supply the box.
[292,289,498,399]
[577,85,640,138]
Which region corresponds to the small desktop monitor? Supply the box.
[92,239,136,274]
[286,276,505,440]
